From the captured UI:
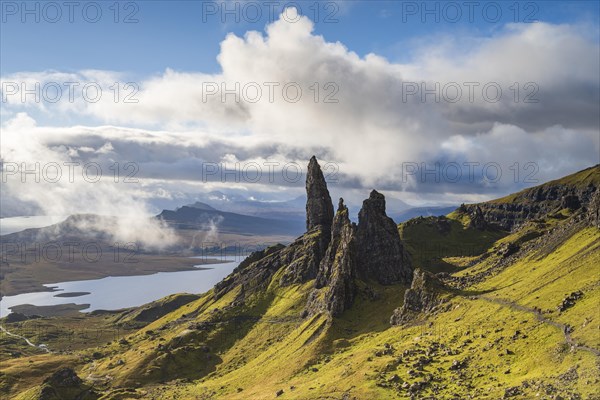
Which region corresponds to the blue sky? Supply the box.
[2,1,599,76]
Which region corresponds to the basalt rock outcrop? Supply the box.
[356,190,413,285]
[461,167,599,231]
[212,157,414,319]
[304,191,413,317]
[586,188,600,228]
[213,158,335,299]
[277,226,330,286]
[38,367,98,400]
[278,156,334,285]
[306,156,335,233]
[214,243,286,300]
[305,199,357,317]
[390,269,447,325]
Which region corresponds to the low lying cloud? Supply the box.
[0,113,179,248]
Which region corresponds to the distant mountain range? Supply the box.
[156,202,305,236]
[156,198,455,235]
[198,192,308,221]
[182,191,451,224]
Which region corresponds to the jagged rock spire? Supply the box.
[306,197,357,317]
[306,156,334,232]
[356,190,413,285]
[315,198,354,289]
[305,191,413,318]
[277,157,334,286]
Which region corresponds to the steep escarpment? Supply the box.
[586,186,600,228]
[460,165,599,231]
[213,244,286,301]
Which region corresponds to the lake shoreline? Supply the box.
[0,257,244,317]
[0,256,229,299]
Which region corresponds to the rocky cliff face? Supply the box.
[586,188,600,228]
[461,181,598,232]
[305,199,357,317]
[214,158,334,296]
[356,190,413,285]
[305,192,414,317]
[214,244,286,301]
[280,156,334,285]
[390,269,447,325]
[306,156,334,232]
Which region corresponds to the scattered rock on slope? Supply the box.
[557,291,583,312]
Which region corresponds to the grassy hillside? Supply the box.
[399,214,507,273]
[1,166,599,399]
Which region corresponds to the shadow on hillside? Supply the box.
[323,282,409,347]
[419,259,465,274]
[452,288,497,296]
[323,279,520,350]
[451,281,519,297]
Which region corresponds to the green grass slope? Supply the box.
[399,214,507,273]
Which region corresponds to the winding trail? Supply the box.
[0,324,52,353]
[477,296,600,356]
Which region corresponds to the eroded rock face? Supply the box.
[306,156,334,233]
[277,228,330,286]
[215,157,336,295]
[356,190,413,285]
[305,191,415,318]
[586,188,600,228]
[390,269,446,325]
[306,199,357,317]
[214,244,286,300]
[462,182,598,231]
[315,199,355,288]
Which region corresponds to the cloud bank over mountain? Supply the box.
[2,9,599,220]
